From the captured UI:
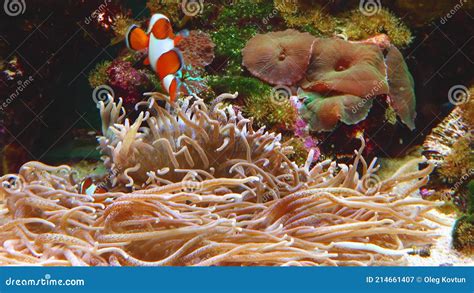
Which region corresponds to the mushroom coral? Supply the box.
[299,89,374,132]
[301,38,389,98]
[385,45,416,130]
[299,37,416,132]
[242,29,316,86]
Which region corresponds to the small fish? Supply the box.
[80,177,107,196]
[126,13,185,103]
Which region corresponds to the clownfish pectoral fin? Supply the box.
[174,35,184,46]
[126,25,149,51]
[143,57,150,66]
[95,186,108,194]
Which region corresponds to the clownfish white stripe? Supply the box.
[162,74,175,92]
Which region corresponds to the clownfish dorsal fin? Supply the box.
[143,57,150,66]
[126,24,149,51]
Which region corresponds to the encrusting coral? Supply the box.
[176,30,215,70]
[0,92,446,266]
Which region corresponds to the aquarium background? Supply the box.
[0,0,473,265]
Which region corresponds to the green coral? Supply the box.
[342,8,413,47]
[452,180,474,254]
[243,90,297,130]
[210,0,280,75]
[207,75,271,99]
[215,1,277,28]
[88,61,111,88]
[211,26,257,75]
[286,138,310,167]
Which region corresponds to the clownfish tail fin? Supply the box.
[169,78,178,103]
[161,75,179,103]
[126,24,149,51]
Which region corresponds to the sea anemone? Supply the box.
[0,91,445,266]
[97,92,299,201]
[242,29,316,86]
[0,128,443,266]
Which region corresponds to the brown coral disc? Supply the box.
[299,89,373,132]
[385,45,416,130]
[301,38,389,98]
[242,29,316,86]
[176,30,215,68]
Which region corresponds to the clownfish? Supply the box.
[126,13,185,103]
[79,177,107,196]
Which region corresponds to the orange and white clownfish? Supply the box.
[79,178,107,196]
[125,13,185,103]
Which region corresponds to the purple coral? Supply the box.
[106,60,151,107]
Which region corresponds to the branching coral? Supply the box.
[0,92,444,266]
